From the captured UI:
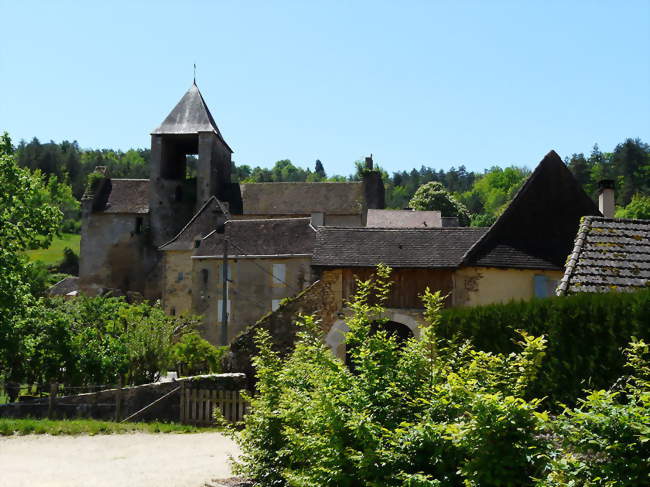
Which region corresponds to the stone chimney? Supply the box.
[364,155,374,170]
[598,179,615,218]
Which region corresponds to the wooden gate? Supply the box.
[180,385,248,425]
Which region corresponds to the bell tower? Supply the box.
[149,83,233,246]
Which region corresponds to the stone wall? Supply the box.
[79,209,154,297]
[162,250,194,315]
[0,374,245,422]
[223,271,342,388]
[192,256,314,346]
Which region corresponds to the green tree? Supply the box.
[0,133,62,385]
[615,194,650,220]
[409,181,471,225]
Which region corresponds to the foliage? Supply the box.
[233,268,649,486]
[7,296,199,388]
[0,418,220,436]
[438,289,650,406]
[458,166,529,218]
[409,181,471,225]
[615,193,650,219]
[171,332,227,376]
[0,132,62,386]
[537,339,650,486]
[233,266,552,486]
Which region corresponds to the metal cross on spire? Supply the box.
[193,63,196,84]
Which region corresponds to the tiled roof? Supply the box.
[159,196,231,251]
[462,150,601,270]
[195,218,316,258]
[556,217,650,295]
[240,182,364,216]
[312,227,488,268]
[101,179,150,214]
[151,83,232,152]
[366,209,442,228]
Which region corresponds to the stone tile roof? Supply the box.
[101,179,150,214]
[366,209,442,228]
[151,83,232,152]
[556,217,650,295]
[461,150,601,270]
[159,196,231,251]
[240,182,364,216]
[312,227,488,268]
[195,218,316,258]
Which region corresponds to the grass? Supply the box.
[23,233,80,266]
[0,418,221,436]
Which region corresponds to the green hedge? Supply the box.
[439,289,650,406]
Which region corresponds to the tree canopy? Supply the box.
[409,181,471,226]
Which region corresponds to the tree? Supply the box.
[615,194,650,220]
[314,159,325,179]
[409,181,471,225]
[0,132,62,385]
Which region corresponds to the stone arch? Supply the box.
[324,310,421,361]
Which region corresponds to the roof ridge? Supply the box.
[158,196,225,250]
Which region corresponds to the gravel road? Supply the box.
[0,432,240,487]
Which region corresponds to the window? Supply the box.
[201,268,209,286]
[217,299,231,322]
[194,240,201,249]
[533,274,558,298]
[272,263,286,286]
[177,272,184,282]
[135,217,143,234]
[272,299,282,311]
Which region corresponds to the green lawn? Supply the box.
[23,233,80,266]
[0,418,221,436]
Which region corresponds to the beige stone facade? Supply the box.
[452,267,564,307]
[161,250,194,316]
[192,256,313,345]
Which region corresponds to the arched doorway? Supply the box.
[345,320,415,370]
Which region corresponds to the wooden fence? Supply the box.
[180,384,248,425]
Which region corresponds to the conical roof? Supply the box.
[152,83,232,152]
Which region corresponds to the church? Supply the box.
[78,83,386,341]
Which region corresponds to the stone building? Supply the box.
[226,150,602,375]
[79,82,384,304]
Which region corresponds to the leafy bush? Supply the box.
[409,181,471,226]
[234,265,550,486]
[171,332,226,376]
[6,296,199,388]
[233,266,649,486]
[438,290,650,406]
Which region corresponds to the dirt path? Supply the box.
[0,432,240,487]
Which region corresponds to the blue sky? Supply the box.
[1,1,648,176]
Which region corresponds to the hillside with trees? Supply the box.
[12,136,650,231]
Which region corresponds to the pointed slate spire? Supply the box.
[152,83,232,151]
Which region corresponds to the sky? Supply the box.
[1,1,649,176]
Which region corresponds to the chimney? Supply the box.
[364,154,373,170]
[598,179,615,218]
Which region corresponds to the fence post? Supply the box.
[115,376,124,422]
[48,382,58,419]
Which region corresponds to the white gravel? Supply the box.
[0,432,240,487]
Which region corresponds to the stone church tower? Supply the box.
[79,83,236,299]
[149,82,234,246]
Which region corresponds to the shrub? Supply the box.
[171,332,226,376]
[233,265,551,486]
[438,290,650,406]
[233,267,649,486]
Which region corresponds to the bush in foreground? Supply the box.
[232,265,649,486]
